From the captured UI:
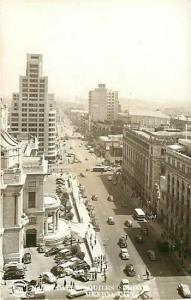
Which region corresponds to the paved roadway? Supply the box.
[54,118,191,299]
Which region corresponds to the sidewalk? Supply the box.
[66,174,107,276]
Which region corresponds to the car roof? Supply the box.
[121,248,128,252]
[120,279,129,284]
[60,249,71,253]
[60,261,73,267]
[180,283,190,288]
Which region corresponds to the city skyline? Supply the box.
[0,0,190,105]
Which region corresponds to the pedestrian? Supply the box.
[146,269,150,280]
[53,281,57,290]
[92,272,95,281]
[91,243,94,250]
[64,279,67,289]
[95,270,97,280]
[94,239,96,245]
[125,234,128,240]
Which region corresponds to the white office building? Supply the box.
[89,84,119,122]
[10,54,57,163]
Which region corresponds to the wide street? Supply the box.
[55,116,191,300]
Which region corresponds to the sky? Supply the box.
[0,0,190,106]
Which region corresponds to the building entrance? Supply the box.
[26,229,37,247]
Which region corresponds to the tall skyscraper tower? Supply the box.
[10,54,57,162]
[89,84,119,122]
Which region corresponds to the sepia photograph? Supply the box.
[0,0,191,299]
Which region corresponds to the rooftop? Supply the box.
[99,134,123,142]
[22,156,48,174]
[172,115,191,122]
[167,140,191,159]
[119,109,170,119]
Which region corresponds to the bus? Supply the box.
[134,208,146,222]
[92,166,105,172]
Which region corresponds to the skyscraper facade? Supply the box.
[89,84,119,122]
[10,54,57,162]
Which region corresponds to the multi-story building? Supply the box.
[164,139,191,257]
[97,134,123,163]
[122,127,190,214]
[170,115,191,131]
[118,109,170,128]
[10,54,57,163]
[89,84,119,122]
[0,124,63,264]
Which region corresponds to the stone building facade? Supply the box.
[164,139,191,257]
[122,127,189,215]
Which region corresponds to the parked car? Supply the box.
[147,250,157,261]
[55,249,72,262]
[108,216,115,225]
[120,248,130,260]
[72,261,90,271]
[124,219,133,227]
[63,237,77,246]
[118,279,129,292]
[4,266,25,280]
[177,283,191,298]
[22,252,31,264]
[3,262,25,272]
[124,264,136,277]
[118,236,127,248]
[72,270,90,282]
[135,235,144,243]
[51,265,66,277]
[41,272,57,284]
[44,247,60,257]
[67,285,91,298]
[37,246,45,253]
[91,194,98,201]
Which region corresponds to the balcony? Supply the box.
[44,194,60,211]
[22,156,48,174]
[3,168,26,185]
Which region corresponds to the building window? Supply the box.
[28,217,37,224]
[161,148,166,155]
[28,192,36,208]
[28,181,36,187]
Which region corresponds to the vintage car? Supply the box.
[22,253,31,264]
[120,249,130,260]
[124,264,136,277]
[118,236,127,248]
[177,283,191,298]
[108,217,115,225]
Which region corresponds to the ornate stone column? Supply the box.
[56,210,59,230]
[53,213,56,233]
